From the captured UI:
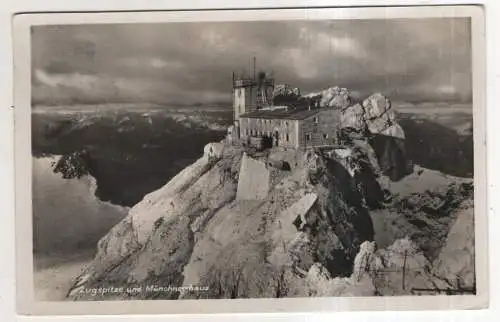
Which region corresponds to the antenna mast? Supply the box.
[253,56,256,81]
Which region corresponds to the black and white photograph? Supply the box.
[13,6,487,314]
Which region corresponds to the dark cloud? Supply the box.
[31,18,472,106]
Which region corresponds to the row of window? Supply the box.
[254,119,290,127]
[243,129,330,142]
[253,117,319,125]
[245,129,291,142]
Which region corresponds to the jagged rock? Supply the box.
[313,86,351,108]
[333,92,410,181]
[363,93,391,119]
[362,93,404,140]
[272,84,301,98]
[53,150,90,179]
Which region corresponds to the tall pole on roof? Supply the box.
[253,56,256,81]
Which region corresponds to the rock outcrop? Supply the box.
[53,150,90,179]
[362,93,405,140]
[337,92,412,181]
[272,84,301,98]
[306,86,351,109]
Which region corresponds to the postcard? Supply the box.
[13,5,487,315]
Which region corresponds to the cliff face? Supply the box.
[66,136,474,299]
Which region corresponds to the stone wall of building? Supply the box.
[239,117,300,149]
[236,153,270,200]
[299,108,341,147]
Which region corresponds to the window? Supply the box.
[306,133,311,141]
[313,116,319,124]
[285,121,289,127]
[323,133,328,139]
[286,133,290,142]
[246,129,249,135]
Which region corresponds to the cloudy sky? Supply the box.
[31,17,471,106]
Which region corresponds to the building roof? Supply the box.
[240,106,338,120]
